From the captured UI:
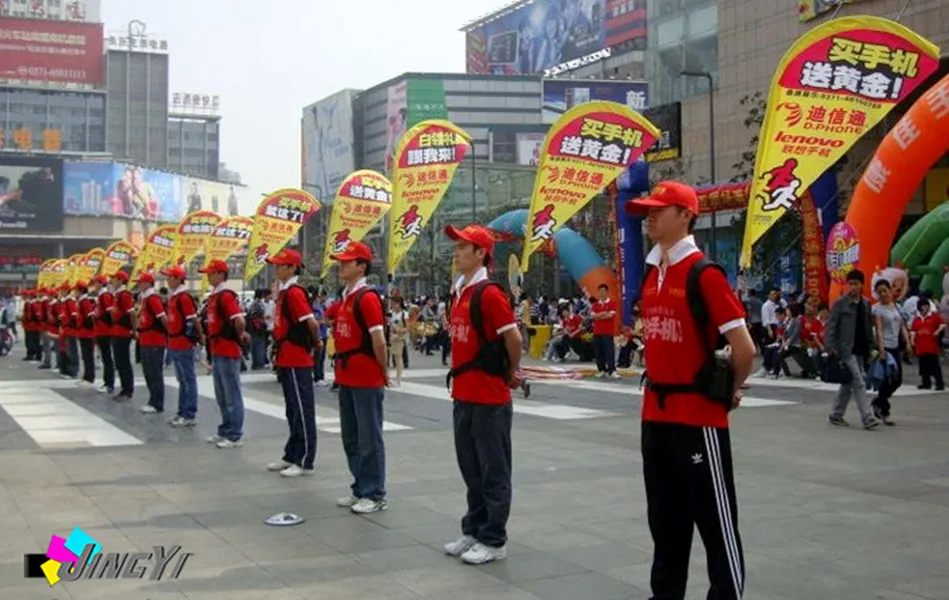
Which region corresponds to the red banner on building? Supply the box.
[0,18,104,85]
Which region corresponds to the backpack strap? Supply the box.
[334,287,382,368]
[445,280,507,388]
[211,290,241,341]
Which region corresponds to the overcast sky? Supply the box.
[102,0,503,197]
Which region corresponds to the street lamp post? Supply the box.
[680,70,717,261]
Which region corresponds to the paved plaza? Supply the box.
[0,345,947,600]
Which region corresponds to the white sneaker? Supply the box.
[336,494,359,507]
[594,372,605,379]
[206,434,224,444]
[460,542,507,565]
[351,498,387,514]
[139,405,158,414]
[315,380,330,387]
[267,460,292,472]
[215,439,243,449]
[168,416,195,427]
[444,535,477,557]
[280,464,313,478]
[609,372,621,380]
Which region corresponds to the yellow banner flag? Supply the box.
[37,259,56,289]
[170,210,223,270]
[521,101,659,272]
[388,119,471,276]
[77,248,106,284]
[739,16,940,268]
[244,189,321,283]
[321,170,392,280]
[47,259,67,289]
[132,225,178,278]
[63,253,85,287]
[101,241,138,278]
[200,216,254,293]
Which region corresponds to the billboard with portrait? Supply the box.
[465,0,647,75]
[0,156,64,232]
[384,81,408,174]
[302,89,357,202]
[179,176,252,218]
[64,161,183,221]
[0,18,104,86]
[542,79,648,123]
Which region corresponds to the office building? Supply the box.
[105,45,170,169]
[167,113,220,180]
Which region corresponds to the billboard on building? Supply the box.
[2,0,101,22]
[64,162,183,221]
[542,79,648,123]
[515,133,546,166]
[180,176,252,217]
[0,18,104,85]
[799,0,870,22]
[465,0,646,75]
[384,79,448,173]
[0,156,64,232]
[642,102,681,163]
[302,89,357,203]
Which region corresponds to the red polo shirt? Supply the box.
[95,291,114,338]
[47,300,61,335]
[40,299,52,333]
[332,284,385,388]
[591,299,617,336]
[77,296,96,339]
[563,314,582,337]
[110,289,135,338]
[274,282,315,368]
[641,252,745,429]
[912,313,943,356]
[166,290,198,351]
[22,301,33,332]
[449,279,517,405]
[207,287,243,358]
[137,293,167,347]
[62,297,79,336]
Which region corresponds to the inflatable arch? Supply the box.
[890,201,949,295]
[831,72,949,301]
[487,209,617,300]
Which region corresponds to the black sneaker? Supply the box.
[829,416,850,427]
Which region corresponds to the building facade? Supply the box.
[167,114,220,180]
[105,48,169,169]
[0,87,107,155]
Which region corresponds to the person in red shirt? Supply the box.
[59,283,79,379]
[92,275,116,395]
[197,259,249,448]
[329,241,389,514]
[591,284,618,378]
[442,224,522,566]
[76,281,98,385]
[135,272,168,414]
[911,301,945,390]
[161,265,205,427]
[628,181,755,600]
[109,271,136,401]
[265,249,322,477]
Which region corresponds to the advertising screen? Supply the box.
[302,89,357,203]
[0,156,64,232]
[465,0,646,75]
[515,133,546,166]
[642,102,681,163]
[542,79,648,123]
[64,162,183,221]
[180,176,253,218]
[383,79,448,174]
[0,18,104,85]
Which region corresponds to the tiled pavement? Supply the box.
[0,346,948,600]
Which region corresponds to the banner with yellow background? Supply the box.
[170,211,223,270]
[520,101,659,272]
[321,170,392,280]
[77,248,106,284]
[388,119,471,276]
[64,254,85,287]
[244,189,321,283]
[101,241,138,279]
[132,225,178,278]
[47,260,67,289]
[739,16,939,268]
[201,216,254,293]
[37,259,56,289]
[799,0,869,23]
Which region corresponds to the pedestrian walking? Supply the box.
[109,271,136,401]
[92,275,116,395]
[442,224,523,565]
[265,249,321,477]
[76,281,97,386]
[330,241,389,514]
[135,273,167,414]
[871,279,909,425]
[199,259,248,449]
[162,266,204,427]
[629,181,756,600]
[825,269,882,430]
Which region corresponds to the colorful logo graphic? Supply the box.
[759,158,802,211]
[826,222,860,284]
[398,205,423,240]
[530,204,558,242]
[39,527,101,586]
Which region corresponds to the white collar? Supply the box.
[79,293,89,301]
[140,287,155,298]
[645,235,701,267]
[343,277,368,298]
[171,286,188,297]
[211,282,228,295]
[113,285,126,293]
[279,275,299,291]
[452,267,488,299]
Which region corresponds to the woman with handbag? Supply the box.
[871,279,909,426]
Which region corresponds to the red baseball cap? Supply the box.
[136,272,155,285]
[445,224,495,262]
[74,280,88,290]
[93,274,109,285]
[198,259,229,274]
[330,241,373,263]
[266,248,303,267]
[160,265,187,280]
[59,283,71,292]
[626,180,700,216]
[111,271,129,283]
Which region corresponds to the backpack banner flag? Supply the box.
[520,101,659,273]
[46,259,67,289]
[171,210,224,269]
[388,119,471,276]
[37,259,56,288]
[77,248,106,284]
[201,216,254,293]
[101,240,138,278]
[244,189,320,283]
[739,16,939,268]
[320,170,392,280]
[132,224,177,278]
[64,253,84,287]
